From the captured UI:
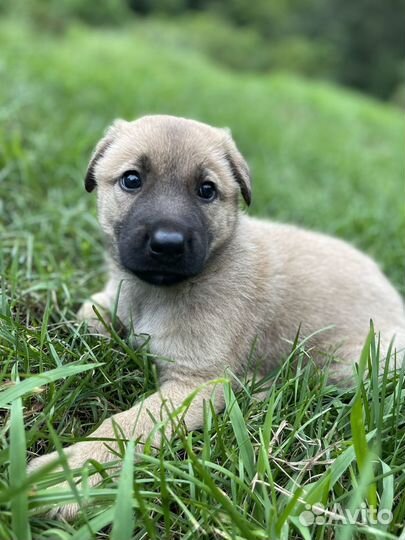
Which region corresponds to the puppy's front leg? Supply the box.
[28,377,223,520]
[77,278,121,335]
[94,376,224,442]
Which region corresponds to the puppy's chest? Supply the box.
[135,305,178,340]
[121,289,228,373]
[126,297,196,359]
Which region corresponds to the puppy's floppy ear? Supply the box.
[84,138,110,193]
[84,119,127,193]
[221,129,252,206]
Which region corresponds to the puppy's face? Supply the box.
[85,115,251,286]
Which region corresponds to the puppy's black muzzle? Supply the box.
[117,214,208,286]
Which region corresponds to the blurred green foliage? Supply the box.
[0,19,403,290]
[3,0,404,101]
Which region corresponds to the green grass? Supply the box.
[0,18,404,540]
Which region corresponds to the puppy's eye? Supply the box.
[198,181,217,201]
[119,170,142,191]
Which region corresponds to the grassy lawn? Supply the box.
[0,19,404,539]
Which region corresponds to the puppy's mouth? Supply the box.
[132,270,192,286]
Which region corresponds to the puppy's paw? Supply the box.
[77,292,126,337]
[28,440,118,521]
[47,501,81,521]
[77,295,112,336]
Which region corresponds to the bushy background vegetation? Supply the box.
[0,3,404,539]
[3,0,405,101]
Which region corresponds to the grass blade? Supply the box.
[10,395,31,540]
[111,439,135,540]
[351,328,378,512]
[379,460,394,532]
[72,508,115,540]
[223,381,255,480]
[0,363,101,406]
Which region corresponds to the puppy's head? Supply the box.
[85,115,251,286]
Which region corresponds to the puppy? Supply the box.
[28,115,405,519]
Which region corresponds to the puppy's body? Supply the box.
[97,216,405,382]
[29,115,405,519]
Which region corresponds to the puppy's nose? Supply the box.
[149,228,186,258]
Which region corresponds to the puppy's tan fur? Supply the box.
[29,115,405,519]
